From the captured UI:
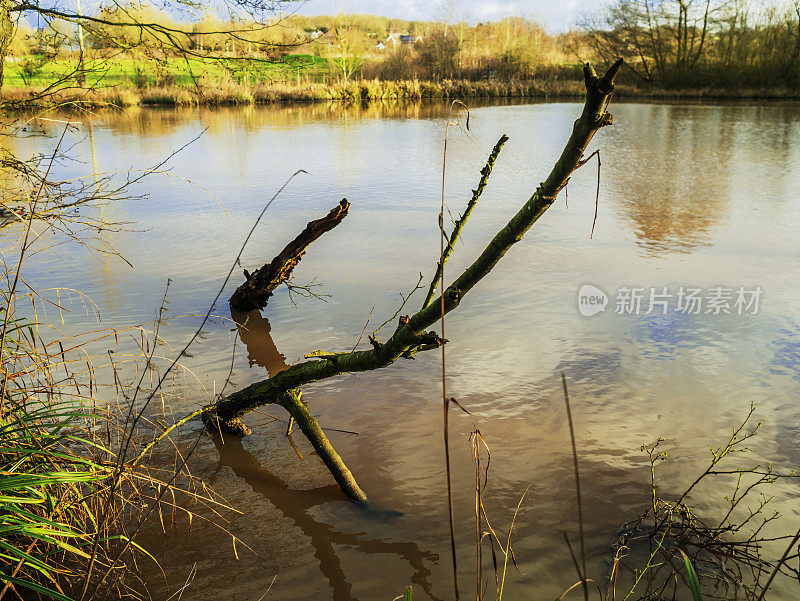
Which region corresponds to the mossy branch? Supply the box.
[422,133,509,309]
[205,59,623,503]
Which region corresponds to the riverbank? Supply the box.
[3,77,799,109]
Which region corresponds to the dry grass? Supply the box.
[0,120,240,601]
[4,75,799,110]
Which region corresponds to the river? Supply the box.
[6,98,800,600]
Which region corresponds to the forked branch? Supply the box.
[205,59,624,503]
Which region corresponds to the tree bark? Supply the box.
[229,199,350,312]
[204,389,368,502]
[206,59,624,503]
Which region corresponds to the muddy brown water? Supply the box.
[6,99,800,600]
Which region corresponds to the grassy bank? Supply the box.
[2,54,330,90]
[4,77,799,109]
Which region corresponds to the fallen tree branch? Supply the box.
[229,198,350,312]
[205,59,624,503]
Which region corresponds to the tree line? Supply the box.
[1,1,799,102]
[586,0,800,88]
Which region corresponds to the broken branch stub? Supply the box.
[207,60,623,503]
[229,199,350,312]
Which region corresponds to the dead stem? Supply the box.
[561,372,588,601]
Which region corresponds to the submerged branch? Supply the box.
[229,199,350,312]
[205,59,623,502]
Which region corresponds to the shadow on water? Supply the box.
[207,309,441,601]
[207,432,440,601]
[232,309,291,375]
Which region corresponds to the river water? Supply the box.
[6,99,800,600]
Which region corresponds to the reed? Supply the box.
[4,75,799,111]
[0,122,237,601]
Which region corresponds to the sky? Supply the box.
[294,0,610,32]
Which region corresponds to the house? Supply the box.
[384,33,423,47]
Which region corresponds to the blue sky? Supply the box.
[293,0,609,32]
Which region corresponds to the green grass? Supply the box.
[3,53,331,89]
[0,186,237,598]
[679,550,705,601]
[4,52,799,106]
[0,308,107,600]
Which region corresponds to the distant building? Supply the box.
[384,33,423,47]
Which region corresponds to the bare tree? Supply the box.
[586,0,726,82]
[0,0,12,87]
[328,14,364,84]
[0,0,304,96]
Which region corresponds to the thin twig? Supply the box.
[0,122,70,413]
[423,134,508,309]
[756,522,800,601]
[591,151,601,239]
[351,307,374,352]
[562,372,588,601]
[441,99,462,601]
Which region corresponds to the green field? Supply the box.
[4,53,331,88]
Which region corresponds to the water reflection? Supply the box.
[211,308,441,601]
[232,309,290,375]
[208,433,440,601]
[22,98,796,260]
[85,97,541,139]
[770,326,800,381]
[606,102,800,255]
[607,104,732,254]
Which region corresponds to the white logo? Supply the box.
[578,284,608,317]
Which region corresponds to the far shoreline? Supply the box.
[3,78,799,110]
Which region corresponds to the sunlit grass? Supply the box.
[2,54,330,89]
[0,125,239,600]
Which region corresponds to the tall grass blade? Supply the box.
[679,550,704,601]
